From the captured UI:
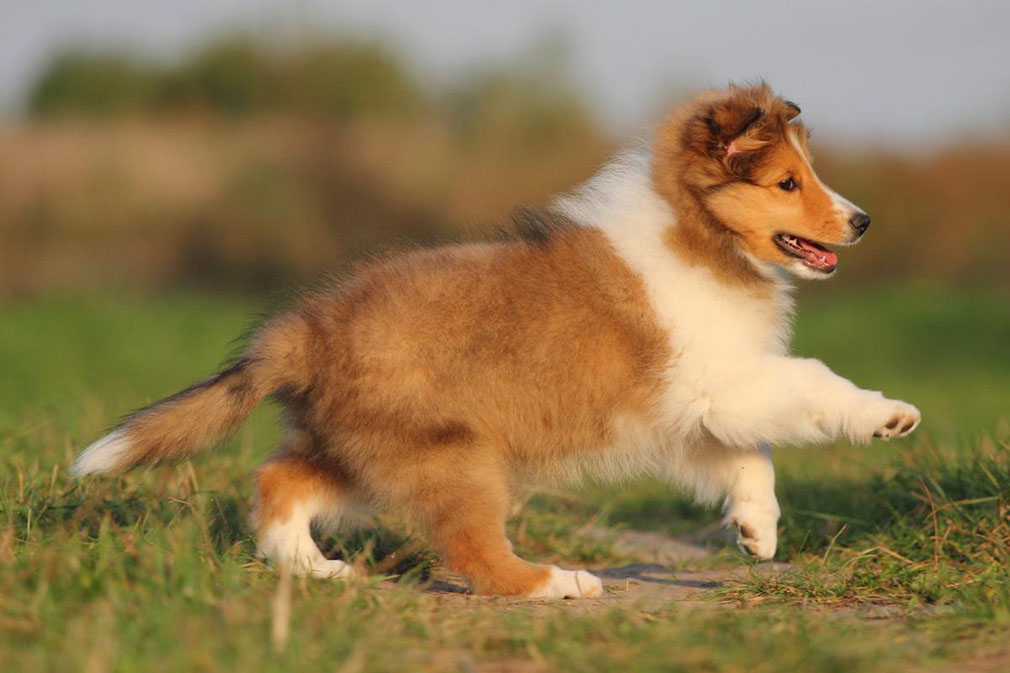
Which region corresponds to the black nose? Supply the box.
[849,212,871,234]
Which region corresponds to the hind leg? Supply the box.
[252,448,355,579]
[400,463,601,598]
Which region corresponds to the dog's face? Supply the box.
[668,85,869,279]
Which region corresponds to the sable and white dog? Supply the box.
[74,84,920,599]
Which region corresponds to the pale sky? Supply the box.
[3,0,1009,147]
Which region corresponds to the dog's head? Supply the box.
[654,83,868,279]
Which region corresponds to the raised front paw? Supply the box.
[872,400,921,440]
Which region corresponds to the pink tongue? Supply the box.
[797,238,838,270]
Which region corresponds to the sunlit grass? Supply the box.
[1,285,1007,671]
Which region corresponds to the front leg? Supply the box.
[724,443,779,560]
[669,440,779,560]
[702,356,920,447]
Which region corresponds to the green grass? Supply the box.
[2,285,1009,672]
[792,282,1010,438]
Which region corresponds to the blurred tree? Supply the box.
[177,38,271,115]
[26,36,422,122]
[29,51,161,116]
[445,31,595,151]
[280,41,422,121]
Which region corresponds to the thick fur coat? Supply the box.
[74,84,920,598]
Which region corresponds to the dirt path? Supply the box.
[413,561,790,611]
[368,528,1010,673]
[389,529,790,611]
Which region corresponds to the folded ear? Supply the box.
[705,102,769,168]
[784,100,802,121]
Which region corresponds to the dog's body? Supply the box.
[74,84,920,598]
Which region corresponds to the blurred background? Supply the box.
[4,7,1010,671]
[1,1,1008,438]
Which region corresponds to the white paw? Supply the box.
[727,500,779,560]
[526,566,603,599]
[262,552,354,580]
[870,399,921,440]
[847,394,921,443]
[304,559,354,580]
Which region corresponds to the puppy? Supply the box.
[74,83,920,598]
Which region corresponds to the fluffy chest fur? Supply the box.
[555,151,795,446]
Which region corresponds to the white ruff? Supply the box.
[554,150,791,444]
[552,149,917,505]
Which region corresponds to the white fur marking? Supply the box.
[552,148,920,505]
[256,500,354,580]
[72,430,132,477]
[527,566,603,599]
[555,150,795,448]
[786,129,861,224]
[724,444,780,560]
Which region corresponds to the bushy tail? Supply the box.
[72,315,310,477]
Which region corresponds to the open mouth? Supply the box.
[773,233,838,273]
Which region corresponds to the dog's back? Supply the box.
[74,84,920,598]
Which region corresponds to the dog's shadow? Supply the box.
[199,495,726,594]
[597,562,721,589]
[415,562,722,596]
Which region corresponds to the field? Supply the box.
[2,283,1008,672]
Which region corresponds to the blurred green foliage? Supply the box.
[4,34,607,298]
[6,33,1010,298]
[2,289,1008,672]
[30,37,422,121]
[28,52,164,116]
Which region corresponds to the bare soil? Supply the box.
[382,529,790,612]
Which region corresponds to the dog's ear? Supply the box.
[704,99,771,172]
[784,100,801,121]
[722,107,765,158]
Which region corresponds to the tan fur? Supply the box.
[652,83,850,287]
[253,440,347,527]
[103,226,666,595]
[273,227,668,595]
[109,318,313,469]
[82,84,859,596]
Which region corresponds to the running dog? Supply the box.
[74,83,920,598]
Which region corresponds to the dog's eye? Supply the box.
[778,178,797,192]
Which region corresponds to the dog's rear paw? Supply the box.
[526,566,603,599]
[306,559,355,580]
[728,502,779,560]
[872,400,921,440]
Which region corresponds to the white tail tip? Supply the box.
[72,430,131,477]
